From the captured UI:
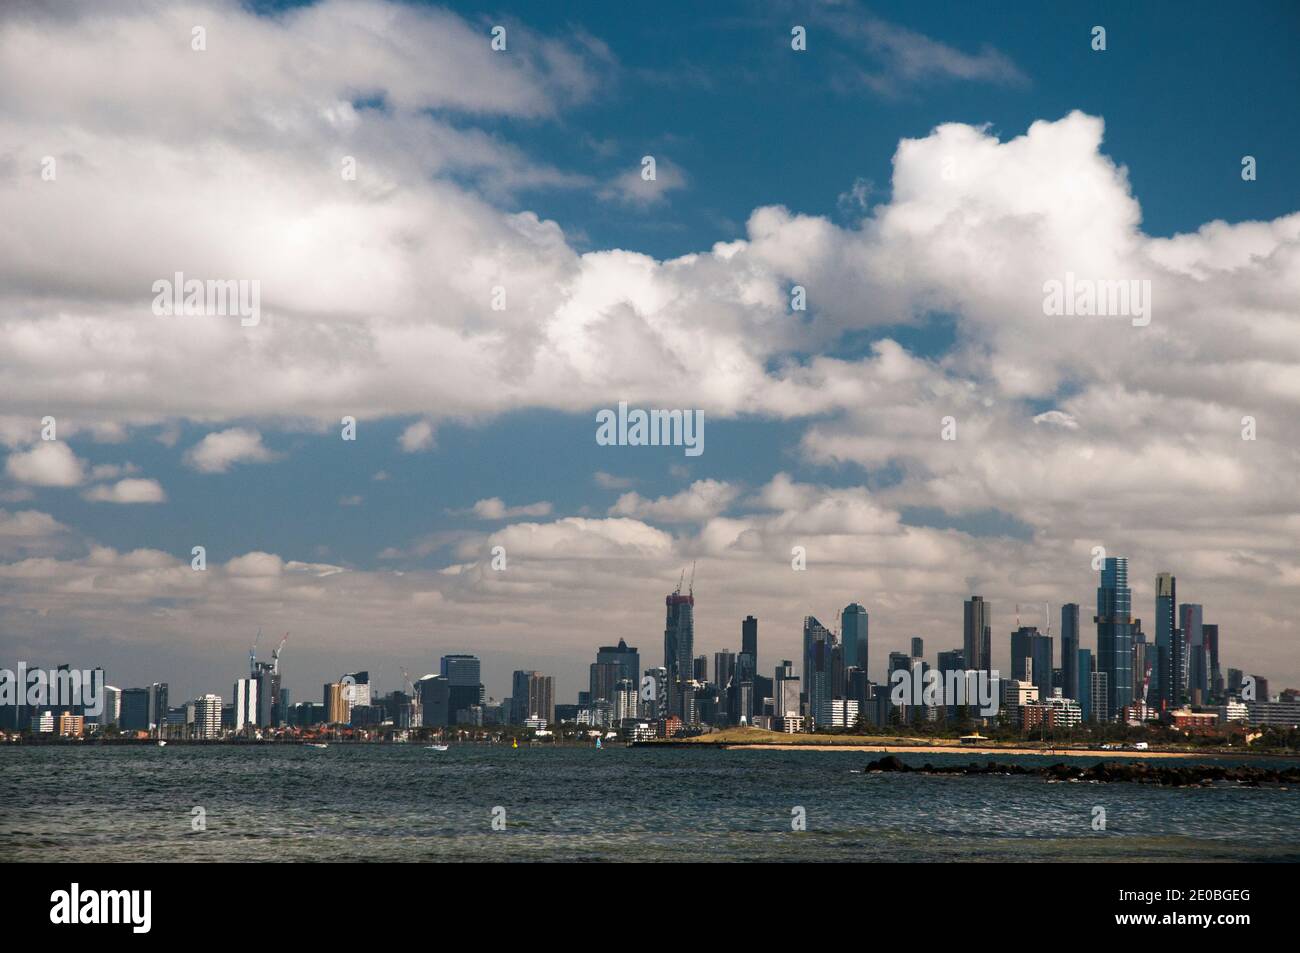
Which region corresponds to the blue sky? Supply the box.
[2,0,1298,702]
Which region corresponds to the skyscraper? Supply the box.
[841,603,868,677]
[1095,556,1134,721]
[714,651,736,690]
[589,662,622,703]
[596,639,640,688]
[1154,572,1177,711]
[1204,623,1222,702]
[741,615,758,665]
[1179,604,1206,704]
[1076,648,1094,721]
[511,671,554,725]
[963,596,992,674]
[1010,626,1053,701]
[235,678,258,729]
[440,655,484,720]
[1060,603,1080,701]
[194,694,222,739]
[664,585,695,718]
[803,616,835,728]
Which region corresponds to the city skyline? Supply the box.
[2,1,1298,710]
[10,556,1279,715]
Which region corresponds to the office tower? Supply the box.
[120,688,150,731]
[841,604,868,676]
[415,675,449,726]
[693,655,709,683]
[1154,572,1178,710]
[1076,650,1094,719]
[803,617,835,728]
[147,682,168,730]
[774,661,801,718]
[596,639,641,689]
[337,670,370,708]
[846,667,871,712]
[1204,624,1222,701]
[236,678,259,729]
[1227,668,1243,696]
[963,596,992,674]
[830,642,845,700]
[101,685,121,727]
[742,615,758,665]
[1089,670,1109,725]
[440,655,484,719]
[511,670,554,724]
[193,694,222,739]
[1179,605,1206,703]
[910,637,924,659]
[663,584,695,718]
[937,649,966,719]
[886,651,913,722]
[1060,604,1080,701]
[714,651,736,690]
[589,661,622,703]
[1010,626,1053,701]
[1132,625,1151,703]
[937,649,965,674]
[1094,557,1133,721]
[644,667,668,719]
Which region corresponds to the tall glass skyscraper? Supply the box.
[963,596,992,674]
[841,603,868,677]
[664,588,695,718]
[1095,557,1134,721]
[1154,572,1177,712]
[1180,603,1206,702]
[803,616,835,728]
[1060,603,1080,701]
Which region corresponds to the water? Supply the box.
[2,746,1297,861]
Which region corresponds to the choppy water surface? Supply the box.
[2,745,1297,861]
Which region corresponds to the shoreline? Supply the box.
[722,743,1202,758]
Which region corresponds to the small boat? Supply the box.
[425,744,448,751]
[304,742,328,749]
[157,740,167,747]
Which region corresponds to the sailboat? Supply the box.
[511,737,518,749]
[595,736,602,749]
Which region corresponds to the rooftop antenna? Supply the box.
[1015,604,1020,628]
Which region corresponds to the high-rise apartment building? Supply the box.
[963,596,992,675]
[663,586,695,718]
[841,604,868,676]
[1095,557,1133,720]
[803,616,835,728]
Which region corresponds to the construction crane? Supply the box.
[249,628,263,676]
[272,633,288,674]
